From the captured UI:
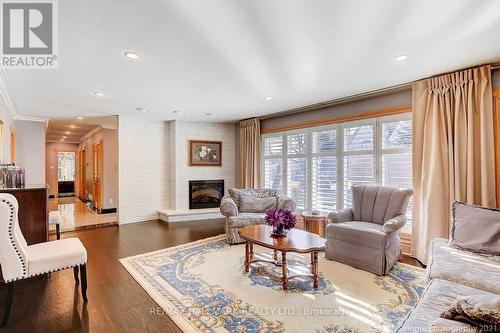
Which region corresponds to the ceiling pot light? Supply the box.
[60,138,64,141]
[394,55,409,62]
[65,131,70,134]
[172,110,185,115]
[92,91,105,97]
[136,107,150,113]
[76,116,84,120]
[70,125,76,129]
[205,113,215,117]
[124,51,140,60]
[265,96,273,100]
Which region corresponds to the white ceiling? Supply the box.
[3,0,500,123]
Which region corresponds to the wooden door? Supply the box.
[78,148,86,200]
[93,142,103,210]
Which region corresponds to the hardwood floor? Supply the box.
[48,197,118,232]
[0,219,423,332]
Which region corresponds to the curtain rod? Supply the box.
[260,62,500,121]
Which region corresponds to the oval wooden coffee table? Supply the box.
[239,225,326,290]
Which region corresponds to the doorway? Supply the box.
[57,151,76,197]
[93,141,103,211]
[45,116,118,233]
[78,148,86,200]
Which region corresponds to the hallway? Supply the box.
[49,197,118,232]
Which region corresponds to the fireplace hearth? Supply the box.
[189,180,224,209]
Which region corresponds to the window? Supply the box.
[380,117,413,222]
[58,152,76,181]
[343,123,375,207]
[312,129,337,211]
[262,113,413,220]
[263,135,284,193]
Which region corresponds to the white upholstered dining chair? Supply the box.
[0,193,88,327]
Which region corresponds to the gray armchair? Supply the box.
[220,188,296,244]
[326,184,413,275]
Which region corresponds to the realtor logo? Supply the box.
[1,0,58,68]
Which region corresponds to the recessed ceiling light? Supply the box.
[136,107,150,113]
[60,138,64,141]
[77,116,84,120]
[70,124,76,129]
[394,55,409,62]
[173,110,185,115]
[124,51,140,60]
[205,112,216,117]
[265,96,273,100]
[62,136,67,139]
[92,91,105,97]
[64,131,70,134]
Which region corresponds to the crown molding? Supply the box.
[46,139,80,145]
[0,68,19,118]
[81,125,103,141]
[14,115,49,122]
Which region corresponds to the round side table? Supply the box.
[301,211,328,237]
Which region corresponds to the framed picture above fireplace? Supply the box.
[189,140,222,166]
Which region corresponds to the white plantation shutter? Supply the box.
[264,159,283,194]
[264,136,283,156]
[312,129,337,211]
[261,114,413,222]
[343,123,375,207]
[287,132,307,155]
[381,119,413,222]
[312,156,337,211]
[343,155,375,207]
[263,135,284,194]
[287,157,307,210]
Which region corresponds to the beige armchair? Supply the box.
[220,188,296,244]
[326,184,413,275]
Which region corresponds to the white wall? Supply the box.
[118,117,235,223]
[15,120,46,184]
[169,121,235,210]
[118,115,169,224]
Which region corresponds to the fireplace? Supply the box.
[189,180,224,209]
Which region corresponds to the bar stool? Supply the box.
[49,210,62,239]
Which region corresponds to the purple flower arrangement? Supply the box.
[264,208,297,237]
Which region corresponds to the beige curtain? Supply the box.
[412,65,496,264]
[239,118,261,189]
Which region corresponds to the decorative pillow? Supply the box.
[440,294,500,332]
[239,195,277,213]
[451,202,500,255]
[228,188,278,207]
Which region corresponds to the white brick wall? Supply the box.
[118,117,235,224]
[170,121,235,210]
[118,115,169,224]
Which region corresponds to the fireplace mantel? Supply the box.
[158,208,223,223]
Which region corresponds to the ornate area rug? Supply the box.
[120,235,426,333]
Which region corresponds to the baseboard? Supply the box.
[93,207,117,214]
[400,233,411,256]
